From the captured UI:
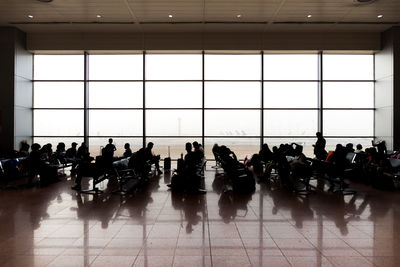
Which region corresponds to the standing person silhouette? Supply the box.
[102,138,116,166]
[313,132,327,160]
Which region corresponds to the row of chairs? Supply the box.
[213,147,255,194]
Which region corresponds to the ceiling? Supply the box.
[0,0,399,33]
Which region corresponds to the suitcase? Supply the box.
[164,157,171,170]
[164,146,171,170]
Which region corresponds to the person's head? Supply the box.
[346,143,354,150]
[71,142,78,148]
[147,142,154,149]
[335,144,344,152]
[20,141,30,151]
[272,146,278,153]
[185,142,192,153]
[108,138,113,144]
[294,144,303,155]
[193,141,199,150]
[356,144,363,150]
[31,143,41,151]
[124,143,130,149]
[316,132,322,138]
[262,143,270,150]
[80,142,86,148]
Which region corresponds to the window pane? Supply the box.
[205,54,261,80]
[264,110,318,136]
[264,138,315,157]
[89,82,143,108]
[146,54,202,80]
[205,138,259,160]
[264,82,318,108]
[205,82,260,108]
[146,138,200,159]
[89,138,143,157]
[323,54,373,80]
[205,110,260,136]
[146,110,202,136]
[33,137,84,149]
[264,54,318,80]
[34,82,83,108]
[89,110,143,136]
[34,110,84,136]
[34,55,84,80]
[325,138,373,152]
[89,54,143,80]
[323,82,374,108]
[323,110,373,136]
[146,82,202,108]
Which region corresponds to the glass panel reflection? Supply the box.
[264,82,318,108]
[89,54,143,80]
[323,82,374,108]
[205,82,260,108]
[205,110,260,136]
[146,54,202,80]
[89,82,143,108]
[34,110,84,136]
[146,82,202,108]
[34,82,83,108]
[89,110,143,136]
[146,110,202,136]
[323,54,373,80]
[264,110,318,136]
[264,54,318,80]
[323,110,374,136]
[205,54,261,80]
[34,55,84,80]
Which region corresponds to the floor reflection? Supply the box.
[0,164,400,266]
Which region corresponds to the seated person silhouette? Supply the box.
[123,143,133,158]
[169,142,205,193]
[259,143,273,163]
[71,142,93,190]
[355,144,364,154]
[66,142,78,174]
[18,140,30,157]
[290,144,311,179]
[192,141,204,162]
[66,142,78,159]
[345,143,355,153]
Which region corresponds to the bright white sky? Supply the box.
[33,53,374,157]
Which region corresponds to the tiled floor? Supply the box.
[1,165,400,267]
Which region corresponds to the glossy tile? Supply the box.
[0,167,400,267]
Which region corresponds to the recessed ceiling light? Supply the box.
[377,14,383,18]
[237,14,242,18]
[168,14,173,18]
[307,14,312,18]
[96,14,102,18]
[28,15,34,19]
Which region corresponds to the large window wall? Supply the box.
[33,52,374,159]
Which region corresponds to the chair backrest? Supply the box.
[0,161,4,177]
[345,152,356,163]
[389,158,400,169]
